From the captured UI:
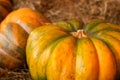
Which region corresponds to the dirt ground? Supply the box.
[0,0,120,80]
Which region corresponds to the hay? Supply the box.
[13,0,120,25]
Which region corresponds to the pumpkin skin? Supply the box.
[26,19,120,80]
[1,7,50,34]
[0,23,26,69]
[0,8,50,72]
[0,0,12,21]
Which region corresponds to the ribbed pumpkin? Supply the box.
[0,7,50,73]
[26,19,120,80]
[0,0,12,21]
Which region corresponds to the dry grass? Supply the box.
[0,65,32,80]
[13,0,120,25]
[0,0,120,80]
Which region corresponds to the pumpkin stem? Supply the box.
[70,30,88,38]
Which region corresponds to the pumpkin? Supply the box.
[26,19,120,80]
[0,8,50,73]
[0,0,12,21]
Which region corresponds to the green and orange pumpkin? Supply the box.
[26,19,120,80]
[0,7,50,73]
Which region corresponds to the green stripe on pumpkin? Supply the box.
[89,23,120,34]
[85,19,106,32]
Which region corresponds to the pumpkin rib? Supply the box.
[67,19,83,31]
[36,35,70,57]
[95,33,120,79]
[90,33,120,58]
[0,26,26,58]
[14,16,40,34]
[1,8,50,34]
[89,34,118,62]
[46,36,76,80]
[0,48,22,69]
[85,19,106,32]
[75,37,99,80]
[36,41,59,80]
[92,28,120,35]
[0,33,25,61]
[96,30,120,41]
[88,23,120,34]
[66,20,76,31]
[53,21,75,32]
[3,45,25,61]
[90,37,116,80]
[1,23,29,51]
[28,25,67,44]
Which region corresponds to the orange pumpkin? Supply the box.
[0,7,50,73]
